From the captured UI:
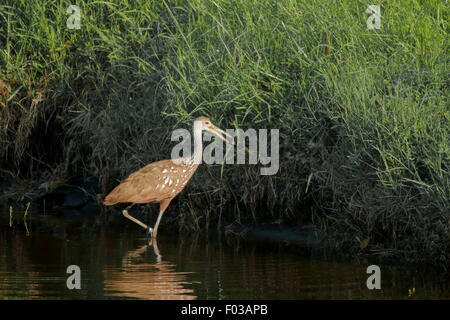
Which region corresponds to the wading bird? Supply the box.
[103,117,232,239]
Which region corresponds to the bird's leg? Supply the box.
[152,210,164,239]
[122,204,150,230]
[151,237,162,263]
[152,198,172,239]
[146,224,153,244]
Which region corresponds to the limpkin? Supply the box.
[103,117,232,239]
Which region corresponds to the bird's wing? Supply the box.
[124,161,162,182]
[104,160,185,205]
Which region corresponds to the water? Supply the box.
[0,207,448,299]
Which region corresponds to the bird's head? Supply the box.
[195,116,234,144]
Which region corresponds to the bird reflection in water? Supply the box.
[103,238,196,300]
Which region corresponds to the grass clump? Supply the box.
[0,0,449,265]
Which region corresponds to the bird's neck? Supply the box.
[192,124,203,164]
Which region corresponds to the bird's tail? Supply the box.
[103,195,117,206]
[103,199,113,205]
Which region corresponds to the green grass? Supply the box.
[0,0,449,265]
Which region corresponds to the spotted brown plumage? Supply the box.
[103,160,198,205]
[103,116,233,239]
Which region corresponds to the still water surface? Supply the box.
[0,208,448,299]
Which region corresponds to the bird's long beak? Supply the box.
[207,125,234,145]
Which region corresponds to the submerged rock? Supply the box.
[36,176,102,214]
[61,188,88,208]
[226,223,324,247]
